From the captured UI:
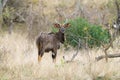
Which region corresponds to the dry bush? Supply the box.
[0,32,37,64]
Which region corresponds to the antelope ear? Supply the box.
[54,23,60,28]
[64,23,70,28]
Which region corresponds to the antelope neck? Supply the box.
[55,31,65,43]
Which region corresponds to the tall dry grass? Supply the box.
[0,32,120,80]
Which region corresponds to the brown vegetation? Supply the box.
[0,32,120,80]
[0,0,120,80]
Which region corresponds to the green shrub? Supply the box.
[51,18,110,48]
[65,18,110,48]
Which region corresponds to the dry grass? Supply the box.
[0,32,120,80]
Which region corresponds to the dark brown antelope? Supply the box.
[36,22,70,62]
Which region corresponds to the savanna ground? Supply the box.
[0,0,120,80]
[0,32,120,80]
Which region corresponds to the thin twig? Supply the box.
[70,38,81,61]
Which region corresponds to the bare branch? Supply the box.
[55,19,60,24]
[115,0,120,17]
[93,27,115,62]
[70,38,81,61]
[15,12,25,22]
[2,0,8,8]
[96,53,120,61]
[63,38,81,63]
[64,18,68,24]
